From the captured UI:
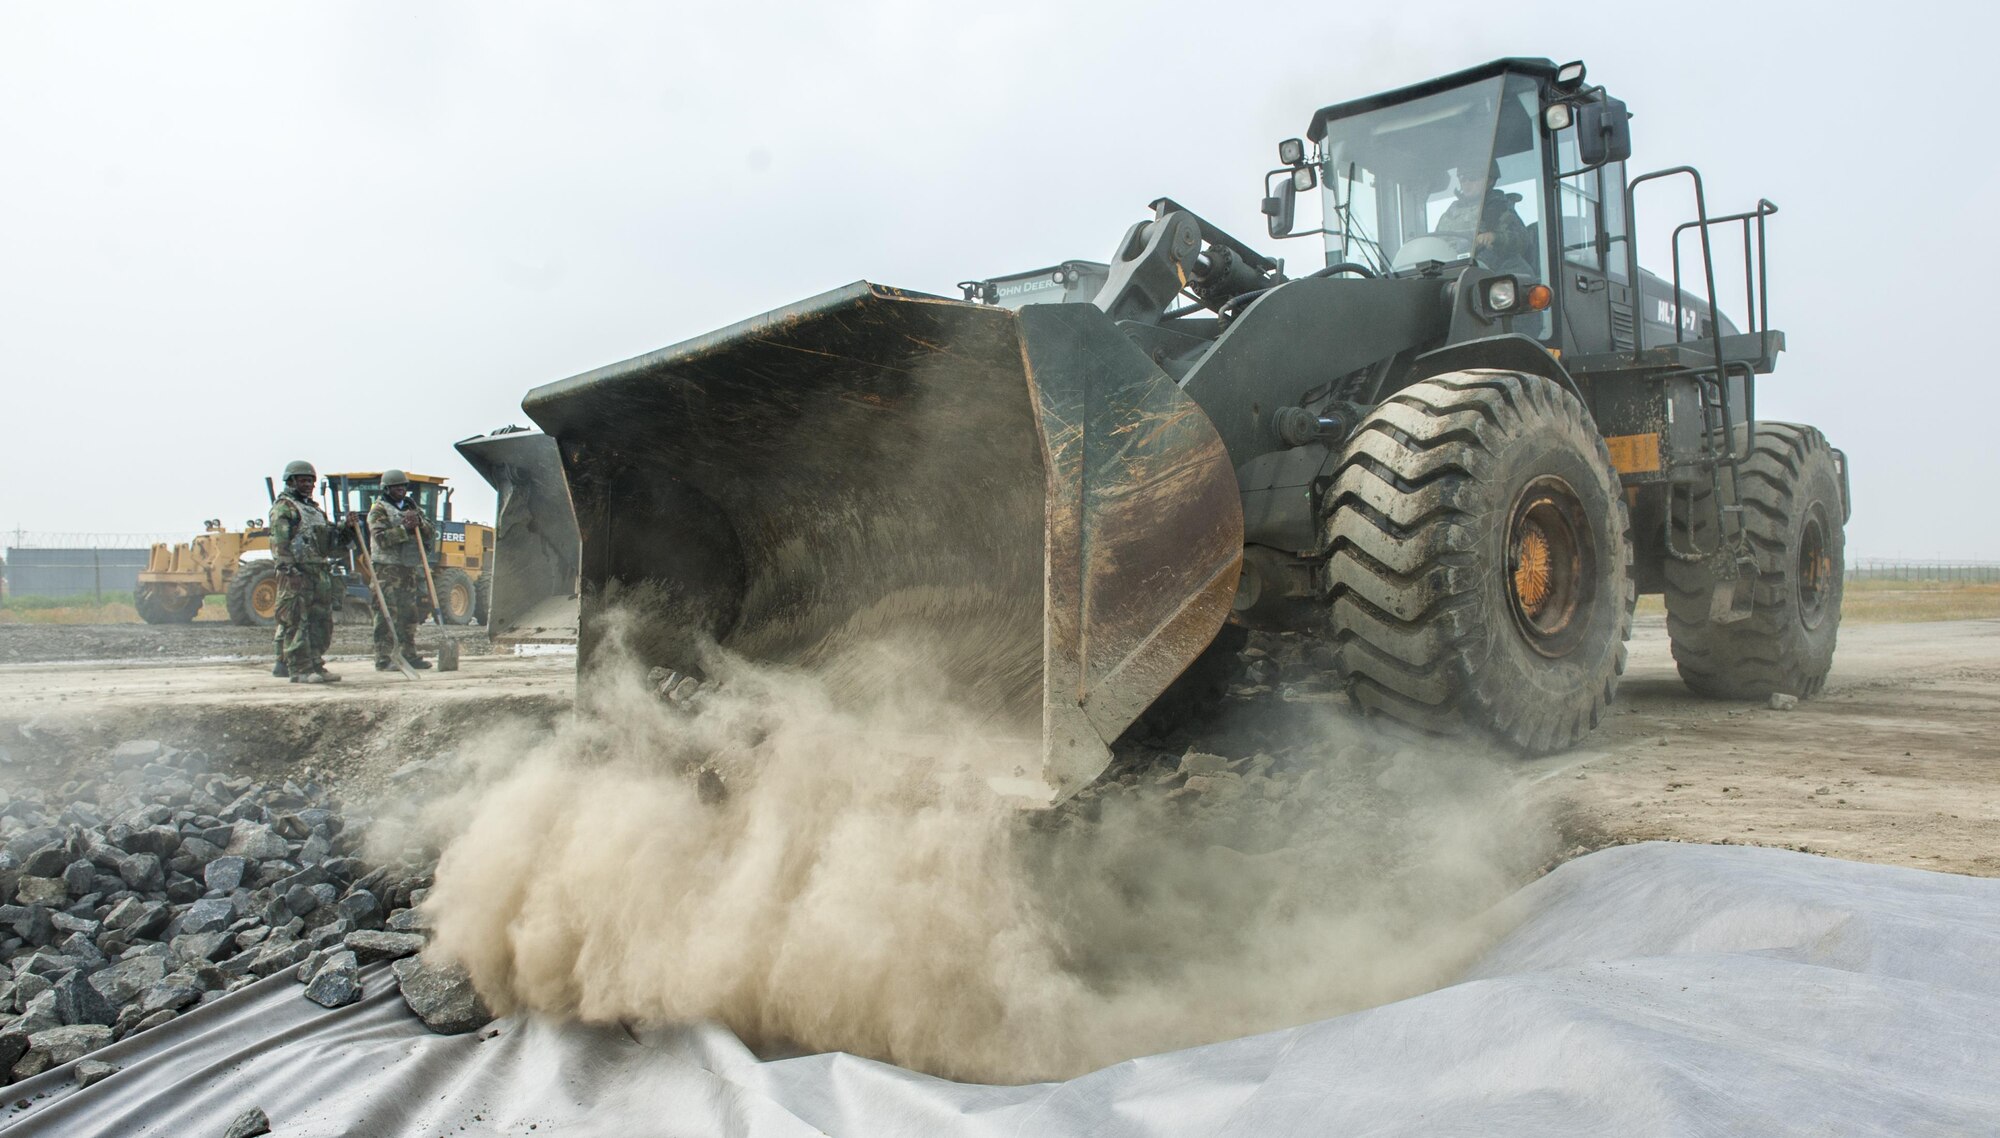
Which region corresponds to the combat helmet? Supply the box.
[380,468,410,488]
[283,460,315,480]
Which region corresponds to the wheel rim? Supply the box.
[1505,475,1597,658]
[1797,508,1832,630]
[252,575,279,621]
[449,582,472,619]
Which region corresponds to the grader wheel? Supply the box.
[227,561,280,627]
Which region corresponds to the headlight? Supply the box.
[1278,137,1306,165]
[1486,278,1519,311]
[1544,103,1573,132]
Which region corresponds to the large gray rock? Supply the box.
[5,827,65,864]
[49,911,101,939]
[248,939,311,979]
[19,844,70,878]
[14,990,61,1035]
[89,955,168,1004]
[61,858,97,895]
[117,853,165,892]
[122,825,182,860]
[27,1022,112,1064]
[102,898,171,940]
[14,875,68,906]
[223,1107,272,1138]
[74,1056,118,1087]
[302,951,361,1009]
[335,888,379,924]
[108,740,165,766]
[0,1028,28,1075]
[392,957,490,1035]
[138,978,202,1015]
[344,930,425,965]
[225,823,291,862]
[204,856,249,895]
[52,971,118,1027]
[171,930,233,964]
[178,836,224,867]
[177,897,236,936]
[386,907,432,934]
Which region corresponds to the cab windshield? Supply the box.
[1318,72,1549,291]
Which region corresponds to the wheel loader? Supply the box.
[137,472,499,627]
[521,58,1848,803]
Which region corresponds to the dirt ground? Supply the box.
[0,617,1995,876]
[0,618,493,666]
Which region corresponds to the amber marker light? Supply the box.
[1525,283,1553,311]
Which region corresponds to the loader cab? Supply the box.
[1299,58,1644,353]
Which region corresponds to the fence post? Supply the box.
[93,549,102,604]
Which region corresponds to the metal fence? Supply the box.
[1847,559,2000,584]
[2,547,151,599]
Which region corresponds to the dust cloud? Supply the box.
[412,623,1556,1084]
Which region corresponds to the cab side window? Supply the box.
[1557,131,1628,282]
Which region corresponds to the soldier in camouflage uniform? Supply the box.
[268,460,358,684]
[1434,160,1534,271]
[366,469,438,671]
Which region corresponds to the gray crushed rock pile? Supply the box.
[0,738,482,1086]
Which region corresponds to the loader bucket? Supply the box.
[523,283,1242,803]
[454,429,581,645]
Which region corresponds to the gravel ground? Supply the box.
[0,739,484,1085]
[0,622,494,666]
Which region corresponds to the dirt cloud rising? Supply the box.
[413,630,1555,1083]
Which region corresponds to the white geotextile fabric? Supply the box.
[4,842,1997,1137]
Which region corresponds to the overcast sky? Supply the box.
[2,1,1992,558]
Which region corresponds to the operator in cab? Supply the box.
[1434,159,1533,271]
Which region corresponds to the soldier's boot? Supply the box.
[375,658,394,672]
[316,668,343,682]
[408,655,433,670]
[290,671,329,685]
[272,660,289,678]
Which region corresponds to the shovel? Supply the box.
[352,520,421,680]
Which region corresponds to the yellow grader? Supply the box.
[135,471,496,626]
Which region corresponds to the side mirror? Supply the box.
[1578,96,1633,165]
[1262,173,1297,238]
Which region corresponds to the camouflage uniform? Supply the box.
[367,493,437,666]
[267,490,347,677]
[1435,187,1534,270]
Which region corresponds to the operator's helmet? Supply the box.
[283,460,315,480]
[381,468,410,489]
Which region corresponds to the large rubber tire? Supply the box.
[226,561,279,627]
[436,567,478,625]
[1664,422,1845,699]
[135,583,201,624]
[1323,370,1635,753]
[472,572,492,625]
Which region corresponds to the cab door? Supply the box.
[1552,130,1630,356]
